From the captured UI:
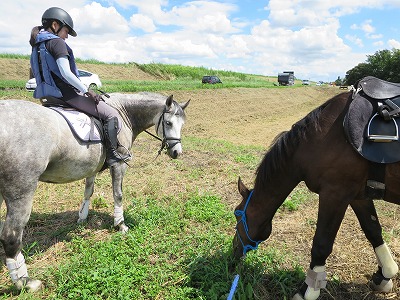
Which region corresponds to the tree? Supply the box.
[344,49,400,85]
[335,76,343,86]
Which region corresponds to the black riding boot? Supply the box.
[103,117,131,166]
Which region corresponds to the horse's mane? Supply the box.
[255,98,333,187]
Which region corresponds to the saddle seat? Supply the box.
[344,76,400,163]
[359,76,400,100]
[40,96,72,108]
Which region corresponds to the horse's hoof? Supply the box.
[15,278,42,292]
[370,278,393,293]
[77,217,87,224]
[371,269,394,293]
[292,293,304,300]
[117,222,129,233]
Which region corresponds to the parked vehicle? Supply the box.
[202,75,222,84]
[278,71,294,86]
[302,79,310,85]
[26,69,102,91]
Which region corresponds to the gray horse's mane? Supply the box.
[106,92,167,107]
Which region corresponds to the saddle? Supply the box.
[41,96,103,143]
[344,76,400,163]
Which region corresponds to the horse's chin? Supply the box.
[232,233,245,260]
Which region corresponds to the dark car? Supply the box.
[202,75,222,84]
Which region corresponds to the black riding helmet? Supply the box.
[42,7,77,37]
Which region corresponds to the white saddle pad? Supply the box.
[50,107,102,142]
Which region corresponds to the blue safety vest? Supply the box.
[30,31,79,99]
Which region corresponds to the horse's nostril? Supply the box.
[173,150,178,158]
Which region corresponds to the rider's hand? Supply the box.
[85,90,102,104]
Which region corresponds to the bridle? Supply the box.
[234,190,264,256]
[144,107,182,155]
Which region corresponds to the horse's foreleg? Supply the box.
[351,199,398,292]
[110,164,129,233]
[293,191,350,300]
[77,176,96,223]
[0,190,42,292]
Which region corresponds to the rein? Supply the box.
[234,190,264,256]
[144,107,181,156]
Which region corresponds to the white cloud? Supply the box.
[388,39,400,49]
[1,1,399,82]
[373,41,384,47]
[70,2,130,36]
[346,34,364,47]
[130,14,157,32]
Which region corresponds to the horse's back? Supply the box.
[0,100,103,185]
[0,100,63,142]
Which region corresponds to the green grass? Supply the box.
[0,136,311,300]
[12,193,304,300]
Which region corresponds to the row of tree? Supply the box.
[344,48,400,86]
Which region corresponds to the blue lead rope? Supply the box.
[234,190,263,256]
[227,274,240,300]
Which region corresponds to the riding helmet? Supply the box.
[42,7,77,37]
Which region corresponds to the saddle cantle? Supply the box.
[344,76,400,163]
[358,76,400,99]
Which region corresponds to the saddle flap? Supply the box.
[359,76,400,100]
[344,93,400,163]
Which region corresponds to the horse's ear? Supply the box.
[180,99,190,110]
[238,177,249,198]
[166,95,173,108]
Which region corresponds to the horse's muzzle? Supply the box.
[167,142,182,159]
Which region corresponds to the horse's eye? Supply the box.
[165,121,172,126]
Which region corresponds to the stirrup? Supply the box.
[106,146,132,166]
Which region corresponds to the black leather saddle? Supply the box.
[344,76,400,163]
[40,96,72,108]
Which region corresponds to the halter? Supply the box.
[145,107,182,155]
[234,190,263,256]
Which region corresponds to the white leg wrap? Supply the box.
[114,205,124,226]
[371,278,393,293]
[292,293,305,300]
[78,199,90,221]
[375,243,398,278]
[303,266,327,300]
[6,252,28,282]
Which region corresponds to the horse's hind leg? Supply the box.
[0,188,42,292]
[77,175,96,223]
[350,199,398,292]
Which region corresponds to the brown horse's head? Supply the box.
[232,177,272,260]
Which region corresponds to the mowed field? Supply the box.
[1,57,400,299]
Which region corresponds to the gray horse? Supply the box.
[0,92,189,291]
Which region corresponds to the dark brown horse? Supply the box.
[233,91,400,300]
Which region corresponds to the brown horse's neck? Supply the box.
[254,165,300,219]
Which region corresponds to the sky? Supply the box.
[1,0,400,82]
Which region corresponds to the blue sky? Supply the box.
[1,1,399,82]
